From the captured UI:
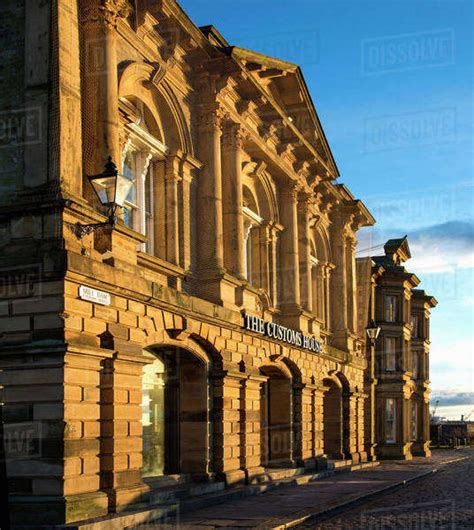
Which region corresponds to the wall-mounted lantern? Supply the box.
[366,319,381,345]
[69,157,132,239]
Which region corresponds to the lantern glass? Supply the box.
[366,320,381,341]
[115,173,134,207]
[89,174,118,206]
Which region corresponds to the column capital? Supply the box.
[280,180,302,201]
[221,121,249,150]
[297,191,315,213]
[198,103,228,133]
[80,0,133,29]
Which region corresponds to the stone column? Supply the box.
[324,265,332,331]
[259,224,272,293]
[292,383,304,466]
[356,394,368,462]
[343,392,359,462]
[298,194,313,312]
[100,352,150,513]
[346,235,358,333]
[164,154,181,265]
[179,158,195,272]
[212,370,247,485]
[279,182,301,308]
[313,387,326,460]
[196,104,225,274]
[222,123,246,279]
[269,226,280,306]
[329,214,348,333]
[81,0,126,178]
[241,376,266,482]
[297,384,319,468]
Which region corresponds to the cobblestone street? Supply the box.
[299,449,474,529]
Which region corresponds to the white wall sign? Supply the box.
[243,314,323,353]
[79,285,111,306]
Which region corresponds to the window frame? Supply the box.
[121,120,168,253]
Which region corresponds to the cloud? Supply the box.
[357,221,474,273]
[430,391,474,406]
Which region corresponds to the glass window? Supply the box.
[411,401,418,441]
[385,337,397,371]
[141,356,166,477]
[123,150,138,229]
[411,350,419,379]
[385,398,397,443]
[411,314,420,338]
[384,295,398,322]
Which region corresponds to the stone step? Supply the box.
[148,481,225,505]
[59,461,380,529]
[263,466,306,481]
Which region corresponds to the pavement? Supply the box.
[146,448,473,529]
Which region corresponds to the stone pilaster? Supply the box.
[278,182,301,314]
[269,226,280,306]
[196,104,225,276]
[346,235,358,333]
[222,122,247,280]
[293,385,318,468]
[179,160,194,271]
[329,213,348,333]
[343,391,359,462]
[164,154,181,266]
[80,0,128,178]
[298,194,313,312]
[241,376,266,482]
[212,370,247,485]
[100,352,150,513]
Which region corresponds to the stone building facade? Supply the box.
[369,238,437,460]
[0,0,434,526]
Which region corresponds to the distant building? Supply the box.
[369,237,437,459]
[431,421,474,446]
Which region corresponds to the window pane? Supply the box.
[123,206,133,229]
[385,295,397,322]
[385,337,396,371]
[385,398,396,443]
[411,401,418,440]
[142,356,166,477]
[123,151,137,205]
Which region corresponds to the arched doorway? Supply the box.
[141,346,210,478]
[260,365,292,467]
[322,379,344,459]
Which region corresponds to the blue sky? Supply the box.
[180,0,474,418]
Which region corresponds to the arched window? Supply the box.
[121,99,168,254]
[243,186,264,286]
[310,229,331,329]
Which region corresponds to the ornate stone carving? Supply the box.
[197,104,227,133]
[101,0,133,28]
[80,0,133,29]
[221,122,249,150]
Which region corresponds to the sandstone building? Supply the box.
[0,0,434,526]
[370,238,437,460]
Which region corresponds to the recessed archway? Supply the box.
[322,378,344,459]
[259,363,293,467]
[141,345,210,479]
